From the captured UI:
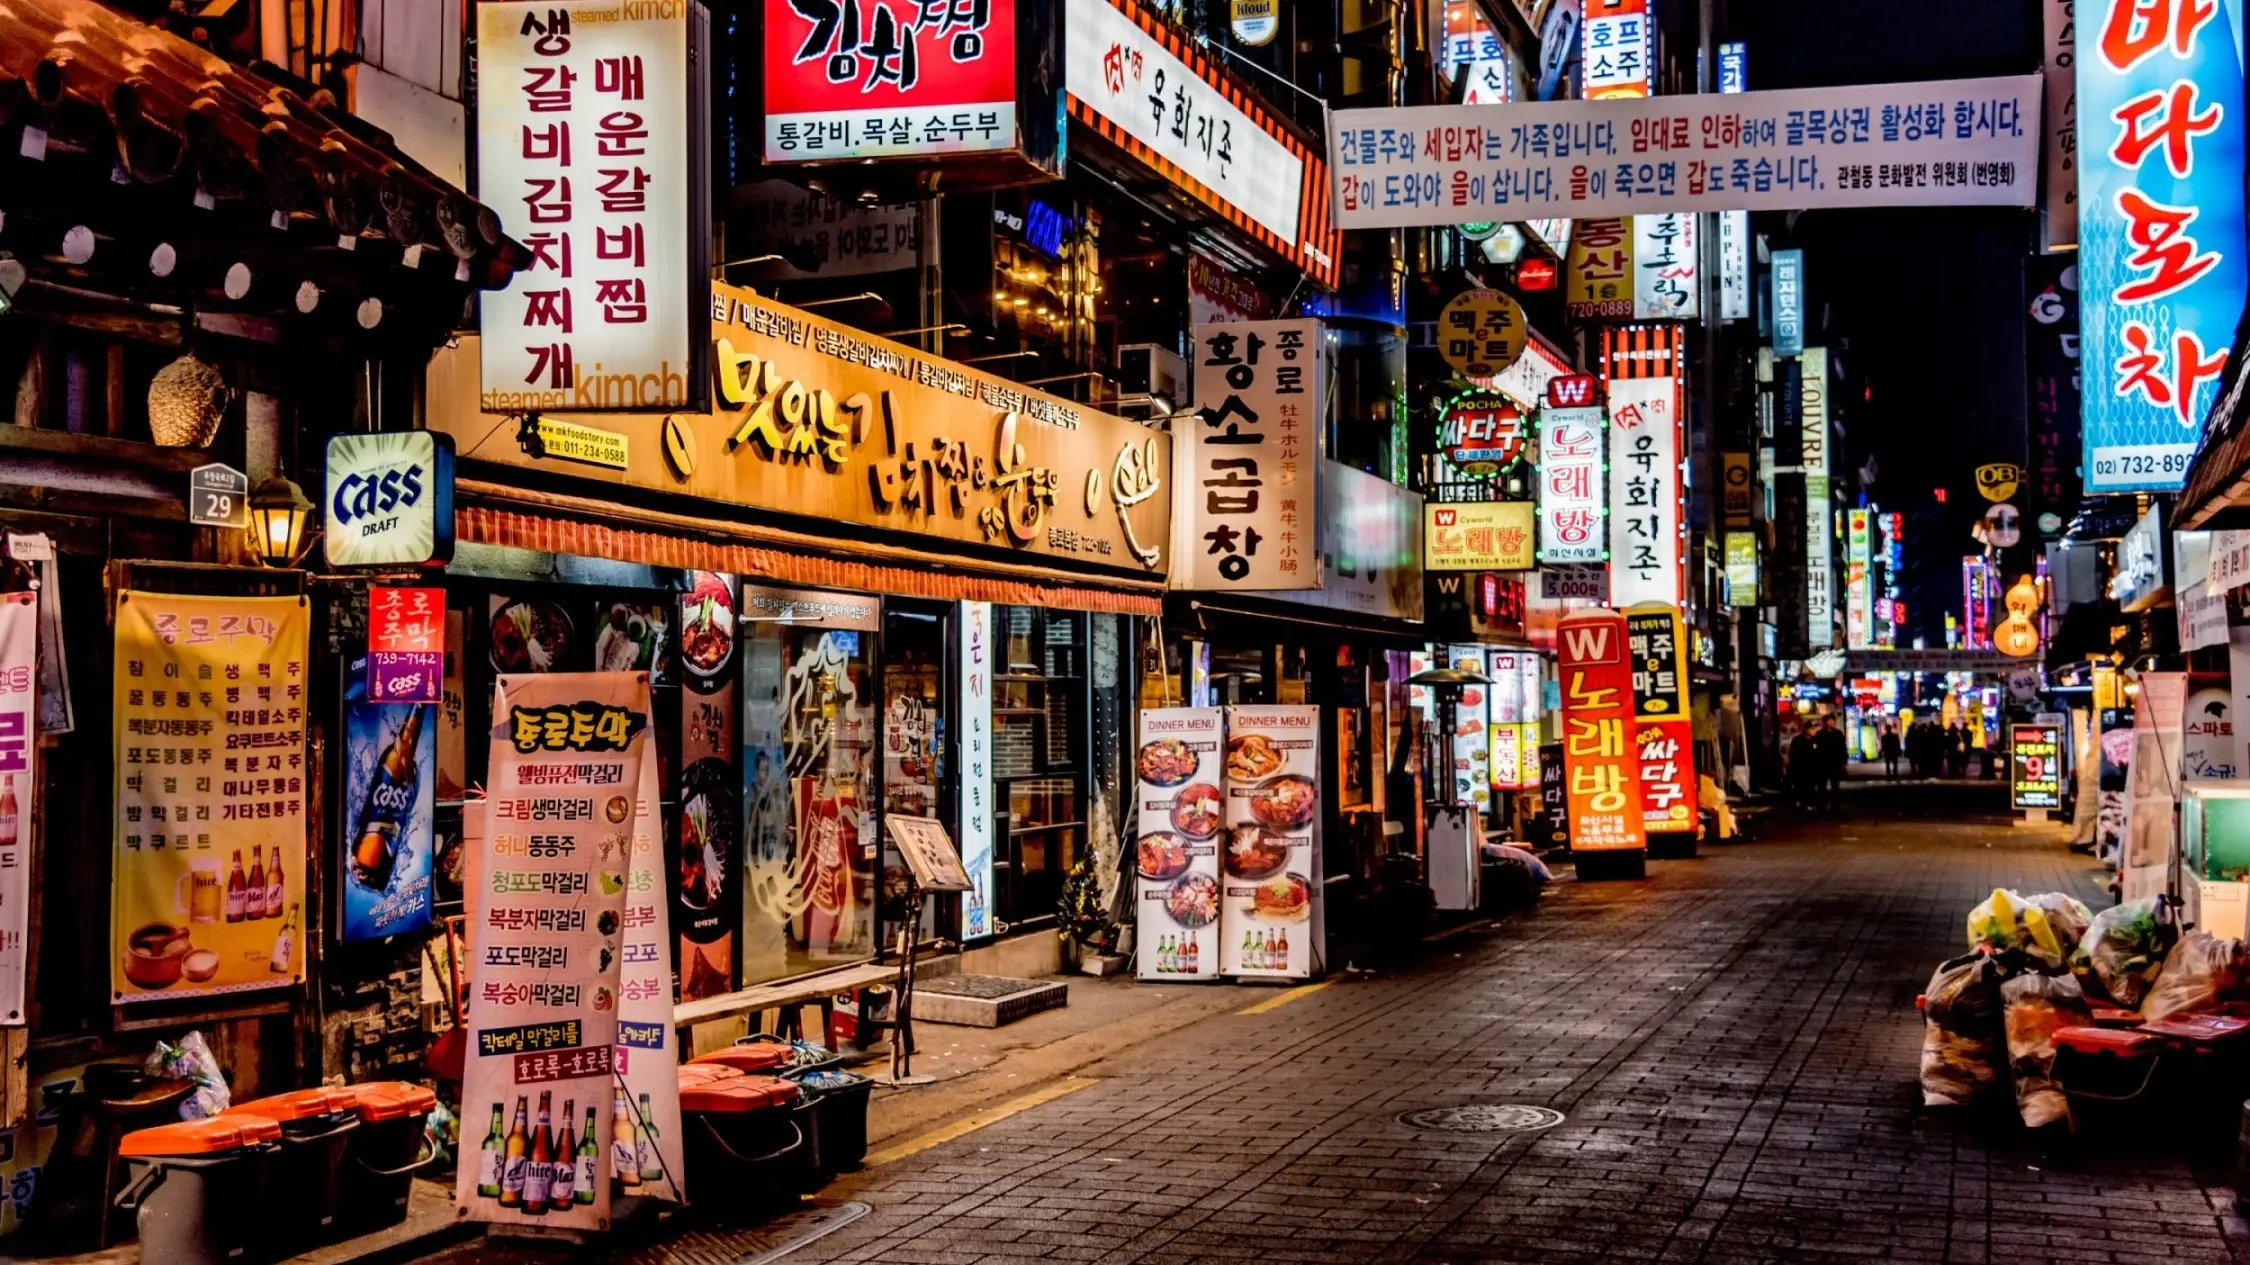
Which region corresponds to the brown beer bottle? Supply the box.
[224,849,247,922]
[522,1090,553,1214]
[245,848,266,919]
[498,1096,529,1208]
[549,1098,577,1211]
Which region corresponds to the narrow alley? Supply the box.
[767,783,2240,1265]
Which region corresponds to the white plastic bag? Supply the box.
[147,1030,231,1120]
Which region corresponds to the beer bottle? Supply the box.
[476,1103,506,1198]
[575,1105,598,1204]
[612,1086,641,1190]
[637,1092,663,1182]
[225,849,247,922]
[245,848,267,919]
[498,1096,529,1208]
[522,1090,553,1213]
[267,903,298,974]
[263,846,284,918]
[0,775,18,849]
[351,706,425,891]
[549,1098,577,1211]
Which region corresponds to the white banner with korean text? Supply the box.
[0,594,32,1024]
[1330,75,2042,229]
[1177,320,1326,591]
[1607,378,1682,607]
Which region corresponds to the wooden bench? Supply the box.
[671,963,901,1052]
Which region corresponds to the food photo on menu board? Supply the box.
[1135,709,1224,981]
[1220,706,1320,980]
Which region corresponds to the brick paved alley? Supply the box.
[788,782,2248,1265]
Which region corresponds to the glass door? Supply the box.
[993,607,1086,925]
[880,600,954,944]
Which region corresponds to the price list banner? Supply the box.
[457,672,650,1230]
[1330,75,2042,229]
[111,593,309,1003]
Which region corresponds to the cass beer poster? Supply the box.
[340,657,437,941]
[458,672,650,1229]
[1219,706,1320,979]
[112,593,310,1002]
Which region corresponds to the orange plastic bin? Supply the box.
[223,1087,360,1253]
[337,1082,438,1233]
[114,1115,282,1265]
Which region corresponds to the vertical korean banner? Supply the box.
[1845,509,1873,651]
[1624,606,1694,834]
[2040,0,2078,251]
[1538,395,1607,565]
[677,573,740,1002]
[1580,0,1651,99]
[1135,708,1224,981]
[112,593,308,1003]
[476,0,694,407]
[1802,348,1835,649]
[369,586,445,704]
[1220,706,1319,979]
[340,656,436,941]
[1557,609,1645,852]
[1606,327,1684,606]
[1180,320,1325,591]
[1631,215,1699,320]
[1566,218,1633,321]
[617,731,684,1203]
[958,601,996,939]
[0,593,33,1022]
[2078,0,2247,492]
[457,672,648,1229]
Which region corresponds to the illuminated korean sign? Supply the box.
[1566,217,1632,321]
[1625,604,1693,834]
[1426,500,1536,571]
[2011,720,2063,809]
[762,0,1018,161]
[1803,348,1834,648]
[478,0,697,409]
[1631,214,1699,320]
[1771,249,1805,357]
[1537,404,1606,564]
[1725,533,1759,604]
[1581,0,1651,100]
[1717,43,1751,321]
[1846,507,1873,650]
[2078,0,2248,492]
[1065,0,1340,285]
[1606,326,1683,607]
[1557,609,1645,851]
[1439,391,1529,476]
[1178,319,1325,590]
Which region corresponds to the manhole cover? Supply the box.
[1399,1104,1564,1134]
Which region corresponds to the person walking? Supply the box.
[1815,717,1848,813]
[1946,723,1968,778]
[1787,726,1820,812]
[1880,722,1902,780]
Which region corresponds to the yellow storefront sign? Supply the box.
[111,592,310,1003]
[1425,500,1536,571]
[531,417,630,470]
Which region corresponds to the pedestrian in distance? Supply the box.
[1880,722,1902,781]
[1787,727,1820,812]
[1815,717,1848,813]
[1946,723,1968,778]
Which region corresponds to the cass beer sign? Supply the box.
[324,432,456,568]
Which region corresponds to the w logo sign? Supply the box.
[1561,624,1611,662]
[1434,509,1458,526]
[1547,374,1598,409]
[1558,610,1627,666]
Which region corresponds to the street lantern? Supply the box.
[247,474,314,568]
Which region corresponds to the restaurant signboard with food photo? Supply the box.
[1136,709,1225,981]
[429,283,1171,577]
[1220,706,1321,979]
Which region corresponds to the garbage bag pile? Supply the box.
[1917,890,2250,1125]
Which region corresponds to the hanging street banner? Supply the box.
[1624,604,1694,835]
[2077,0,2248,493]
[0,593,34,1024]
[1556,609,1645,852]
[1330,74,2043,229]
[457,671,650,1230]
[1605,326,1684,607]
[111,593,309,1004]
[1178,320,1325,591]
[617,724,685,1204]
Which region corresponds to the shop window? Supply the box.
[991,606,1086,923]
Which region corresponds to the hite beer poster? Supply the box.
[458,672,650,1229]
[1135,708,1224,981]
[340,656,436,940]
[111,593,309,1002]
[1220,705,1321,979]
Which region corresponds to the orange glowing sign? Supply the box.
[1557,608,1646,852]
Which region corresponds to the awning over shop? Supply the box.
[1169,594,1430,649]
[458,488,1164,617]
[2175,319,2250,529]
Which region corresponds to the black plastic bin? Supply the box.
[786,1068,873,1174]
[115,1114,282,1265]
[220,1087,360,1254]
[678,1074,806,1213]
[338,1081,438,1233]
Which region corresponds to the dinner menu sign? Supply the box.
[1135,709,1223,982]
[1220,706,1320,979]
[457,672,649,1230]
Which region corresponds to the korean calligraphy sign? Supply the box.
[2077,0,2247,491]
[1557,608,1645,852]
[429,283,1170,576]
[1179,319,1325,591]
[477,1,698,410]
[1330,74,2043,229]
[458,671,652,1229]
[763,0,1021,161]
[1624,604,1694,835]
[111,593,310,1003]
[1605,325,1683,606]
[1631,213,1700,320]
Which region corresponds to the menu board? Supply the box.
[615,746,684,1202]
[1135,708,1224,982]
[339,656,437,941]
[1451,650,1491,808]
[1219,706,1320,980]
[2011,721,2063,810]
[111,593,309,1003]
[457,671,649,1230]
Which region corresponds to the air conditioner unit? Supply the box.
[1115,343,1189,411]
